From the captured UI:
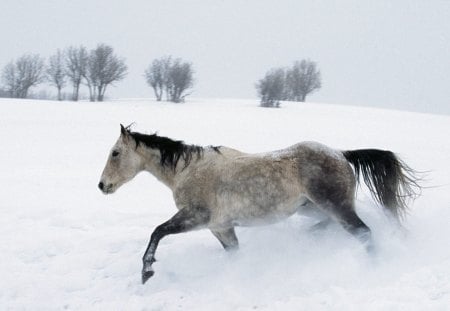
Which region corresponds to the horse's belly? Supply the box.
[214,193,302,226]
[231,207,297,226]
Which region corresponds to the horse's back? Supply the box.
[229,141,357,209]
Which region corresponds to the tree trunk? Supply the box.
[97,84,107,102]
[97,85,103,101]
[57,87,62,101]
[88,85,95,102]
[20,88,28,99]
[73,84,80,101]
[152,86,161,101]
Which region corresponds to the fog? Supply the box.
[1,0,449,114]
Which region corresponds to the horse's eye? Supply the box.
[112,150,120,157]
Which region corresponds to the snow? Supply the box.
[0,98,449,310]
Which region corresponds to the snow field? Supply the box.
[0,98,449,310]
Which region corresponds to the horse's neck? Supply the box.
[138,147,202,190]
[138,146,225,190]
[139,149,177,190]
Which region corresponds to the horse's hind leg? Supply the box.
[309,217,333,233]
[297,199,334,232]
[334,206,372,249]
[211,227,239,251]
[304,166,372,250]
[308,195,372,248]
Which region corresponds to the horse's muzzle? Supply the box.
[98,181,114,194]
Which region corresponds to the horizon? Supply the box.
[3,97,448,118]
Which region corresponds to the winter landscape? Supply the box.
[1,98,449,310]
[1,0,449,309]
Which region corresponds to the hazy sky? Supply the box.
[1,0,449,114]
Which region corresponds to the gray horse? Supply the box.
[98,125,420,284]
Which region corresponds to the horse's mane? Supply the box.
[126,128,205,171]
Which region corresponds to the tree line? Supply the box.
[0,44,127,102]
[1,45,321,106]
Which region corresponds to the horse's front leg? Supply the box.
[141,205,210,284]
[211,227,239,251]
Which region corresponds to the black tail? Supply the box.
[343,149,421,219]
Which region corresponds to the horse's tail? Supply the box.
[342,149,421,219]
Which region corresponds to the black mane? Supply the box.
[128,131,205,171]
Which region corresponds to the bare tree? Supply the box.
[144,56,171,101]
[144,56,193,103]
[85,44,127,102]
[1,54,45,98]
[256,68,286,107]
[65,46,88,101]
[166,58,194,103]
[286,60,321,102]
[47,49,66,101]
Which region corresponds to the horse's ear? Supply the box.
[120,124,131,142]
[120,124,127,136]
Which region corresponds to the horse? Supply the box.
[98,124,421,284]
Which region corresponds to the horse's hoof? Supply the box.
[142,270,154,284]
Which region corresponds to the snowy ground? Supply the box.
[0,98,449,310]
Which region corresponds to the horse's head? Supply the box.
[98,124,143,194]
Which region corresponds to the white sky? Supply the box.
[1,0,449,114]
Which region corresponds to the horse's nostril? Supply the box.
[98,182,104,190]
